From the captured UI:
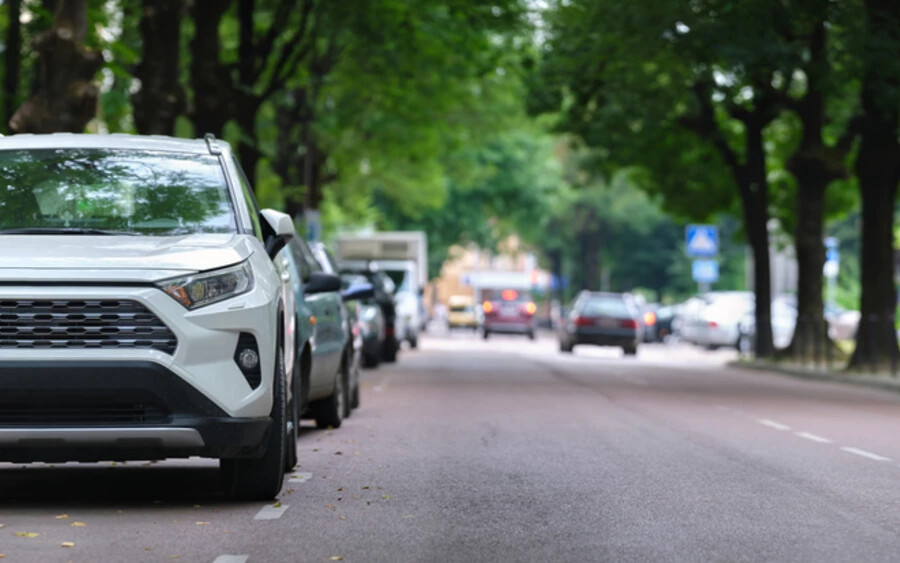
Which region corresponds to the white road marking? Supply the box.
[213,556,249,563]
[841,447,891,462]
[254,503,289,520]
[795,432,832,444]
[288,472,313,483]
[758,419,791,431]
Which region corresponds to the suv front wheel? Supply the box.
[221,342,287,500]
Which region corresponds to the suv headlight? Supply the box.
[158,261,254,310]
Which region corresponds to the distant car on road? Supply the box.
[558,291,641,355]
[481,289,537,340]
[447,295,479,330]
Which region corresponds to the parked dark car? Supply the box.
[340,264,402,362]
[558,291,641,355]
[341,273,386,368]
[481,289,537,340]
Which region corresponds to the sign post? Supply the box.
[686,225,719,292]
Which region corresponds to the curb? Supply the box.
[728,359,900,395]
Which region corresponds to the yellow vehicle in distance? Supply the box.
[447,295,479,330]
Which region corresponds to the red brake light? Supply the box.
[574,316,593,327]
[620,319,639,329]
[643,312,656,326]
[483,301,494,314]
[501,290,518,301]
[708,321,718,328]
[524,302,537,315]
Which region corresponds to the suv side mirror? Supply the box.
[260,209,294,258]
[305,272,341,295]
[342,282,375,302]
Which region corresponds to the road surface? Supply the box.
[4,331,900,562]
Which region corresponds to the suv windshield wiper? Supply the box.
[0,227,142,236]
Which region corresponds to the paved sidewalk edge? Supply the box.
[728,359,900,394]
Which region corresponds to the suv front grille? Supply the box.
[0,402,169,424]
[0,299,177,354]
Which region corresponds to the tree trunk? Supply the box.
[9,0,102,133]
[847,0,900,371]
[785,21,834,360]
[742,117,775,358]
[189,0,232,137]
[132,0,185,136]
[3,0,23,133]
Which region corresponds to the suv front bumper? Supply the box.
[0,361,271,463]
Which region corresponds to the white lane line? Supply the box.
[841,447,892,462]
[288,472,313,483]
[213,556,249,563]
[254,503,289,520]
[758,419,791,431]
[795,432,832,444]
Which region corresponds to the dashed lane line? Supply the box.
[795,432,832,444]
[840,447,892,462]
[254,503,289,520]
[758,419,792,431]
[213,556,249,563]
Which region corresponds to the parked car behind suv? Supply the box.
[0,134,297,500]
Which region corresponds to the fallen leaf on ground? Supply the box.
[273,502,282,508]
[55,514,69,519]
[0,553,5,558]
[71,522,86,527]
[334,451,343,455]
[15,532,39,538]
[382,495,391,500]
[339,515,347,520]
[329,557,343,561]
[361,485,370,490]
[192,505,201,509]
[285,489,295,495]
[61,542,75,548]
[195,522,210,525]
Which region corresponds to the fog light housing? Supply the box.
[234,333,262,389]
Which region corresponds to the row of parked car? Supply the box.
[0,133,415,501]
[550,289,861,357]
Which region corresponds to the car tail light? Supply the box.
[501,290,518,301]
[524,302,537,315]
[643,312,657,326]
[483,301,494,314]
[574,316,593,327]
[708,321,718,328]
[620,319,639,329]
[385,324,395,336]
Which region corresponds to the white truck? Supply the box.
[335,231,428,349]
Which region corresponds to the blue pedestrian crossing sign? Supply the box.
[692,260,719,284]
[686,225,719,257]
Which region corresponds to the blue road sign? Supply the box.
[686,225,719,257]
[692,260,719,284]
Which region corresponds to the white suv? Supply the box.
[0,134,299,499]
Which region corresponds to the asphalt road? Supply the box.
[4,331,900,562]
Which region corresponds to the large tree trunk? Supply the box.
[189,0,232,137]
[848,0,900,371]
[9,0,102,133]
[132,0,185,135]
[786,21,835,361]
[3,0,23,133]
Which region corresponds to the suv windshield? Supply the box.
[0,149,235,235]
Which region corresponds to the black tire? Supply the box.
[560,339,573,353]
[482,330,490,340]
[382,337,398,363]
[527,331,535,341]
[284,361,300,472]
[221,344,287,500]
[623,345,638,356]
[363,351,380,368]
[409,335,418,349]
[312,366,345,429]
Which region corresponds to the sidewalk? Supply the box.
[730,358,900,394]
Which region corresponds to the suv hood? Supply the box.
[0,234,255,283]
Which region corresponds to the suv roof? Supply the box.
[0,133,227,155]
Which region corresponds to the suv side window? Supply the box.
[232,157,264,240]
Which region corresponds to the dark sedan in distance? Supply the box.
[558,291,641,355]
